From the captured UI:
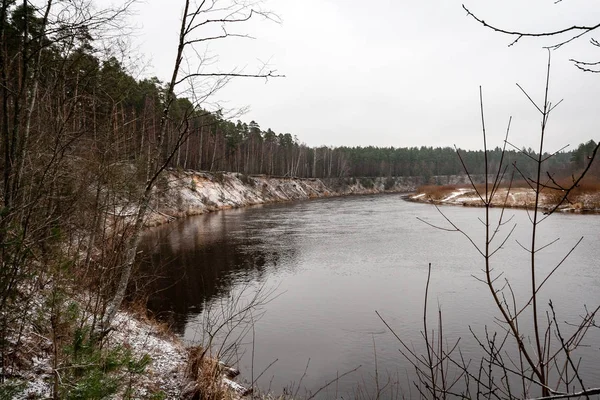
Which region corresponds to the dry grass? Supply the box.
[416,184,465,200]
[550,175,600,194]
[184,346,242,400]
[122,298,179,341]
[472,179,529,191]
[539,175,600,209]
[416,176,600,211]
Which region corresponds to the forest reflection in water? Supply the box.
[139,206,296,334]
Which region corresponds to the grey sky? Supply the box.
[109,0,600,151]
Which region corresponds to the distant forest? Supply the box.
[146,94,600,182]
[6,3,595,183]
[82,60,598,182]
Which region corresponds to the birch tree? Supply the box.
[101,0,282,331]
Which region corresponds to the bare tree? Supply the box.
[101,0,283,331]
[380,54,600,399]
[462,3,600,72]
[0,0,139,388]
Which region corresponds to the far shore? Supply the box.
[143,171,419,227]
[407,186,600,214]
[144,172,600,232]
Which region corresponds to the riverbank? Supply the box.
[408,184,600,213]
[15,296,252,399]
[12,292,186,398]
[13,172,419,399]
[145,170,419,226]
[21,171,599,399]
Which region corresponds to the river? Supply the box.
[140,194,600,398]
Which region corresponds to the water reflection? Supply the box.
[139,195,600,398]
[139,208,295,334]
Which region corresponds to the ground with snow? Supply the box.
[145,171,418,226]
[12,302,188,399]
[108,312,188,398]
[409,186,600,213]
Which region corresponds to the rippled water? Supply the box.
[140,194,600,398]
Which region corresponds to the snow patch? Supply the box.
[108,312,187,398]
[147,171,417,226]
[442,188,471,202]
[13,302,187,399]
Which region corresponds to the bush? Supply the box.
[42,292,155,400]
[360,178,374,189]
[214,172,225,184]
[384,176,396,190]
[0,381,26,399]
[61,327,152,399]
[239,173,255,187]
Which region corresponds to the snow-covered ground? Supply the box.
[409,186,600,212]
[145,171,418,226]
[14,306,188,399]
[109,312,188,398]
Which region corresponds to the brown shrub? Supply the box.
[540,175,600,208]
[185,347,227,400]
[542,188,567,208]
[416,184,461,200]
[184,347,247,400]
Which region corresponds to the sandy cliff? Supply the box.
[146,171,418,226]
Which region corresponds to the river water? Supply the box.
[140,194,600,398]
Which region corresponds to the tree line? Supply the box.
[63,55,593,181]
[0,2,588,184]
[75,56,596,181]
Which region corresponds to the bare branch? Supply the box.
[462,4,600,49]
[175,70,284,86]
[527,387,600,400]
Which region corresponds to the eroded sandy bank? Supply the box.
[145,171,419,226]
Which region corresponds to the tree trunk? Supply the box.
[101,0,191,332]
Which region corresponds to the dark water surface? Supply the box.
[141,194,600,398]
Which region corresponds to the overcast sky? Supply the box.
[100,0,600,151]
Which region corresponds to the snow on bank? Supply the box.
[14,306,187,399]
[15,299,258,399]
[409,187,536,208]
[145,171,417,226]
[441,188,471,202]
[109,312,187,398]
[409,187,600,212]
